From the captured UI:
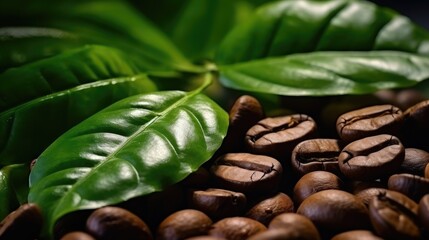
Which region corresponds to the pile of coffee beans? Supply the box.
[1,92,429,240]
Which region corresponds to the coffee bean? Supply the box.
[349,180,386,195]
[388,173,429,202]
[157,209,212,240]
[293,171,344,206]
[330,230,383,240]
[209,217,266,240]
[185,236,225,240]
[400,148,429,176]
[336,104,403,142]
[419,194,429,232]
[291,138,342,176]
[60,231,96,240]
[210,153,282,194]
[369,190,420,240]
[86,206,152,240]
[247,228,303,240]
[219,95,265,154]
[0,203,42,240]
[189,188,246,220]
[245,192,294,225]
[268,213,320,240]
[297,190,370,237]
[354,187,389,207]
[403,100,429,150]
[245,114,317,159]
[338,134,404,181]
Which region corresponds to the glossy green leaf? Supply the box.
[0,45,158,165]
[0,164,30,220]
[28,86,228,238]
[0,27,84,72]
[0,0,196,72]
[216,0,429,95]
[137,0,254,60]
[220,51,429,95]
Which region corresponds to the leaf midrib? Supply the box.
[50,87,202,224]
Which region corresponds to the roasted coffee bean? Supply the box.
[247,228,304,240]
[330,230,383,240]
[245,192,294,225]
[354,187,389,207]
[268,213,320,240]
[60,231,96,240]
[185,236,225,240]
[336,104,403,142]
[291,138,342,176]
[293,171,344,206]
[349,180,386,195]
[419,194,429,232]
[388,173,429,202]
[189,188,246,220]
[0,203,42,240]
[369,190,420,240]
[297,190,370,237]
[219,95,265,154]
[403,100,429,150]
[245,114,317,159]
[86,206,152,240]
[338,134,404,181]
[210,153,282,194]
[157,209,212,240]
[400,148,429,176]
[209,217,266,240]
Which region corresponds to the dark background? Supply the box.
[369,0,428,29]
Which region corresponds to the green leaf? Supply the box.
[28,86,229,238]
[0,27,84,72]
[0,0,196,72]
[138,0,254,60]
[216,0,429,95]
[220,51,429,96]
[0,164,30,220]
[0,45,158,165]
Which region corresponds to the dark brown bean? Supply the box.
[189,188,246,220]
[291,138,342,176]
[268,213,320,240]
[245,114,317,160]
[354,187,389,207]
[338,134,404,181]
[185,236,225,240]
[60,231,96,240]
[247,228,303,240]
[330,230,383,240]
[245,192,294,225]
[219,95,265,154]
[400,148,429,176]
[157,209,212,240]
[369,190,420,240]
[0,203,43,240]
[293,171,344,206]
[419,194,429,232]
[349,180,387,195]
[209,217,266,240]
[403,100,429,150]
[388,173,429,202]
[210,153,282,194]
[336,104,403,143]
[297,190,370,237]
[86,206,152,240]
